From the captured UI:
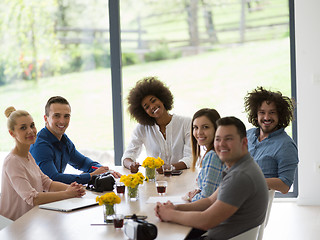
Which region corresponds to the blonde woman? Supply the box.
[0,107,85,221]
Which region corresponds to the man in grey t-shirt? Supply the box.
[155,117,268,239]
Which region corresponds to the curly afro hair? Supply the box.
[127,76,174,125]
[244,86,294,129]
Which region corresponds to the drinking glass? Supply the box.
[113,214,124,229]
[162,164,173,177]
[156,181,167,196]
[115,181,125,195]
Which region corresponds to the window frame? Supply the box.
[109,0,298,197]
[276,0,298,198]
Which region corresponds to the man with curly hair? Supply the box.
[122,77,192,173]
[244,87,299,194]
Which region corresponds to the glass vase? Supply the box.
[103,204,115,224]
[127,185,139,201]
[145,167,156,181]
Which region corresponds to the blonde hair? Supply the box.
[4,106,30,131]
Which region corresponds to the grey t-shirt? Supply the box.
[207,153,268,240]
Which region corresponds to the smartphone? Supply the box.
[171,170,182,176]
[124,215,147,220]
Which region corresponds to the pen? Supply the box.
[91,166,99,169]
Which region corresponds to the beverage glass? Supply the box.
[156,181,168,196]
[115,181,125,195]
[113,214,124,229]
[162,164,173,177]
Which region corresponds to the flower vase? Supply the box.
[146,167,156,181]
[127,185,139,201]
[103,204,115,223]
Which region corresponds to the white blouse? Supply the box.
[122,114,192,168]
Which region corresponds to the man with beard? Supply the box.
[244,87,299,194]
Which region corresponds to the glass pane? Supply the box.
[120,0,293,190]
[0,1,114,175]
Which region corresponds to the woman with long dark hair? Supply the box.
[184,108,224,201]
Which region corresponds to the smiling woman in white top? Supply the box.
[122,77,192,173]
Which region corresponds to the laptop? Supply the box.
[39,195,98,212]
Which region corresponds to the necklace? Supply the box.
[157,116,170,139]
[159,127,166,139]
[161,129,166,136]
[12,148,30,160]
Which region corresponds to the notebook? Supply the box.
[39,195,98,212]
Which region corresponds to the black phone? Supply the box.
[171,170,182,175]
[124,215,147,220]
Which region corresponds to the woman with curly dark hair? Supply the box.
[244,86,298,194]
[122,77,192,173]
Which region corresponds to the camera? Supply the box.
[86,172,115,192]
[124,215,157,240]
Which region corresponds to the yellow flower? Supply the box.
[96,192,121,206]
[120,172,146,188]
[132,178,139,186]
[142,157,164,169]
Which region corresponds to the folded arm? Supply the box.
[156,189,238,231]
[33,181,86,206]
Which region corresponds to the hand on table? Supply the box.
[156,167,163,174]
[109,170,122,178]
[66,182,86,198]
[130,162,140,173]
[91,166,109,176]
[90,165,121,178]
[154,201,175,222]
[183,189,201,202]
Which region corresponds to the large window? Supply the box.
[0,0,297,197]
[119,0,296,197]
[120,0,292,141]
[0,1,114,169]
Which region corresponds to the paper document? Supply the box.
[146,196,187,204]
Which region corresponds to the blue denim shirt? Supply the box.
[247,128,299,188]
[30,127,101,184]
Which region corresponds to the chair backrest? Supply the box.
[0,214,13,230]
[229,225,261,240]
[264,190,275,226]
[257,189,275,240]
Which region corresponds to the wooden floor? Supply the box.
[263,200,320,240]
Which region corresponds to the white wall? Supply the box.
[295,0,320,205]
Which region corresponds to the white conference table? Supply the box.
[0,166,198,240]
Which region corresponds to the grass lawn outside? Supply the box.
[0,37,292,155]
